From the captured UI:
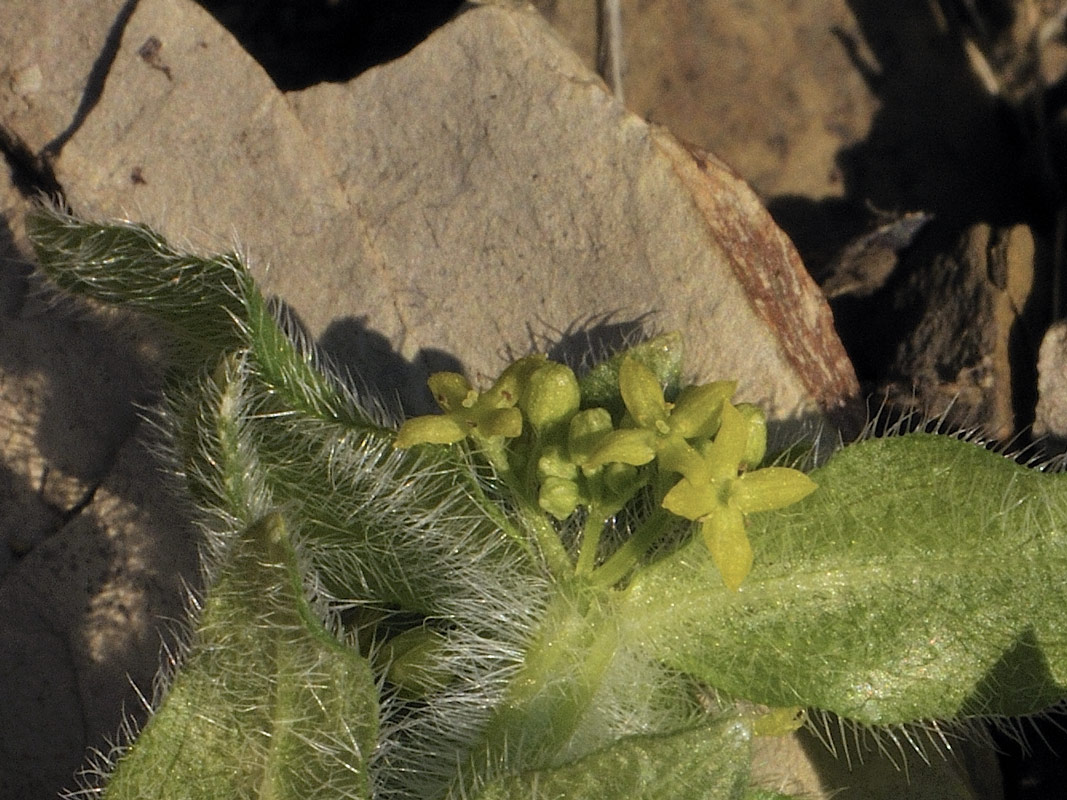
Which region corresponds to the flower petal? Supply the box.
[661,476,719,521]
[701,506,752,591]
[657,437,710,482]
[583,428,657,469]
[730,467,817,513]
[619,357,669,431]
[395,414,468,448]
[703,401,748,479]
[427,372,474,412]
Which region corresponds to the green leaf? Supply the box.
[473,718,751,800]
[240,288,388,431]
[624,433,1067,724]
[27,207,251,379]
[103,513,377,799]
[192,351,541,618]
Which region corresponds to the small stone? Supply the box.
[1034,320,1067,440]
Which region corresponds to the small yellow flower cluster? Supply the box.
[395,353,815,590]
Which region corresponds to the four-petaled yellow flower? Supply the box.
[661,401,816,591]
[394,356,545,448]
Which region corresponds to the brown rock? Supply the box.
[884,222,1037,440]
[533,0,877,201]
[1035,319,1067,441]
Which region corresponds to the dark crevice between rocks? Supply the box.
[193,0,466,91]
[769,0,1061,453]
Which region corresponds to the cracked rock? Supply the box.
[882,221,1037,440]
[5,0,855,419]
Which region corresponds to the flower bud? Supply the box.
[482,355,546,408]
[521,362,580,433]
[537,446,579,481]
[601,462,641,505]
[669,380,736,440]
[619,357,669,432]
[382,628,449,699]
[567,408,615,463]
[539,476,580,519]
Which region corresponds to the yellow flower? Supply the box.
[603,357,735,475]
[394,358,545,448]
[661,402,816,590]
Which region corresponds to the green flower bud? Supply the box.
[521,362,581,433]
[539,476,580,519]
[479,407,523,438]
[619,357,670,433]
[752,706,807,737]
[601,462,641,506]
[381,628,450,699]
[568,408,615,463]
[538,446,579,481]
[669,380,736,439]
[481,354,546,409]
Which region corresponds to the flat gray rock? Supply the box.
[24,0,855,418]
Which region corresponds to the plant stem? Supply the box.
[476,433,573,577]
[454,586,618,794]
[575,505,608,575]
[591,506,672,588]
[521,500,574,577]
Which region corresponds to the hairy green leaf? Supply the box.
[625,433,1067,724]
[103,513,377,799]
[474,718,751,800]
[27,208,251,378]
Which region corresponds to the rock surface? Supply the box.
[28,0,854,419]
[1035,319,1067,442]
[882,222,1038,439]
